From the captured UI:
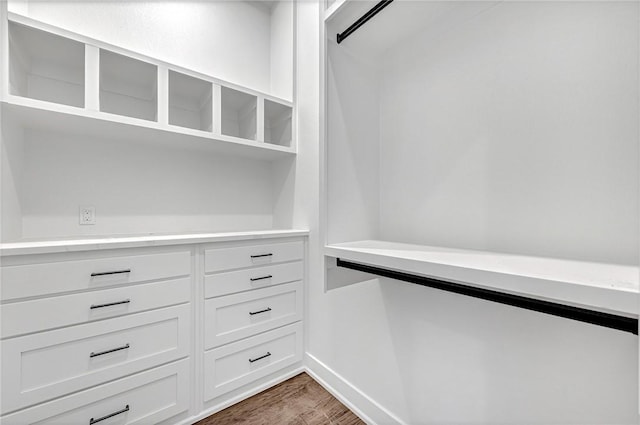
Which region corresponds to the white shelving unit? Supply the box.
[99,49,158,122]
[169,70,212,132]
[8,20,84,107]
[2,12,296,158]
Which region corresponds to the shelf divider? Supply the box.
[257,96,265,143]
[157,65,169,125]
[211,83,222,135]
[84,45,99,111]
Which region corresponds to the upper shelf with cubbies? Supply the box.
[3,14,295,160]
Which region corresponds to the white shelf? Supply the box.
[325,240,639,317]
[8,20,85,108]
[0,229,309,256]
[2,98,296,160]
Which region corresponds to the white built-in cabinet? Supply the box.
[0,232,307,424]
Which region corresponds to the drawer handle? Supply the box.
[90,269,131,277]
[89,405,130,425]
[90,343,130,358]
[249,307,272,316]
[250,275,273,282]
[90,299,131,309]
[250,253,273,259]
[249,352,271,363]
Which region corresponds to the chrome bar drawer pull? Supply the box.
[250,275,272,282]
[89,405,130,424]
[91,269,131,277]
[90,343,130,358]
[250,253,273,259]
[249,352,271,363]
[90,299,131,309]
[249,307,272,316]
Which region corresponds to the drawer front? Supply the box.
[1,359,189,425]
[205,281,302,349]
[2,278,190,338]
[1,250,191,301]
[1,305,190,413]
[203,322,303,401]
[204,240,303,273]
[204,261,303,298]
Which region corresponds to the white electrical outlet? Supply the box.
[79,206,96,225]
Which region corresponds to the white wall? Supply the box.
[326,40,380,244]
[18,129,274,238]
[9,0,275,95]
[315,1,639,424]
[270,1,294,100]
[379,1,639,265]
[0,115,23,241]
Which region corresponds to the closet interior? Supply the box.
[324,1,639,325]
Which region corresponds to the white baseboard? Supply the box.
[303,352,407,425]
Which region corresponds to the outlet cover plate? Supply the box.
[79,206,96,225]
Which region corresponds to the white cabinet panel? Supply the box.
[2,277,190,338]
[204,261,303,298]
[205,281,302,348]
[203,322,303,401]
[204,240,303,273]
[2,359,189,425]
[1,305,190,413]
[1,251,191,301]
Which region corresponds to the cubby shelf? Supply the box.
[3,13,295,159]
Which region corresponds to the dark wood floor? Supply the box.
[196,372,365,425]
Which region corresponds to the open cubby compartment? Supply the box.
[8,21,85,108]
[168,70,213,132]
[264,99,292,147]
[99,49,158,122]
[221,86,257,140]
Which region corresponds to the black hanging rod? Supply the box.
[336,258,638,335]
[336,0,394,44]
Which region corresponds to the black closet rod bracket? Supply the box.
[336,258,638,335]
[336,0,394,44]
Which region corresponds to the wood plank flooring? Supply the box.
[196,372,365,425]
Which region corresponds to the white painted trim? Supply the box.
[173,366,305,425]
[304,352,408,425]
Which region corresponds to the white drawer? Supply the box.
[203,322,303,401]
[1,359,189,425]
[1,250,191,301]
[2,277,190,338]
[1,304,190,413]
[204,261,303,298]
[204,240,303,273]
[205,281,302,349]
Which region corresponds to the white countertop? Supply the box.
[325,240,639,317]
[0,230,309,256]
